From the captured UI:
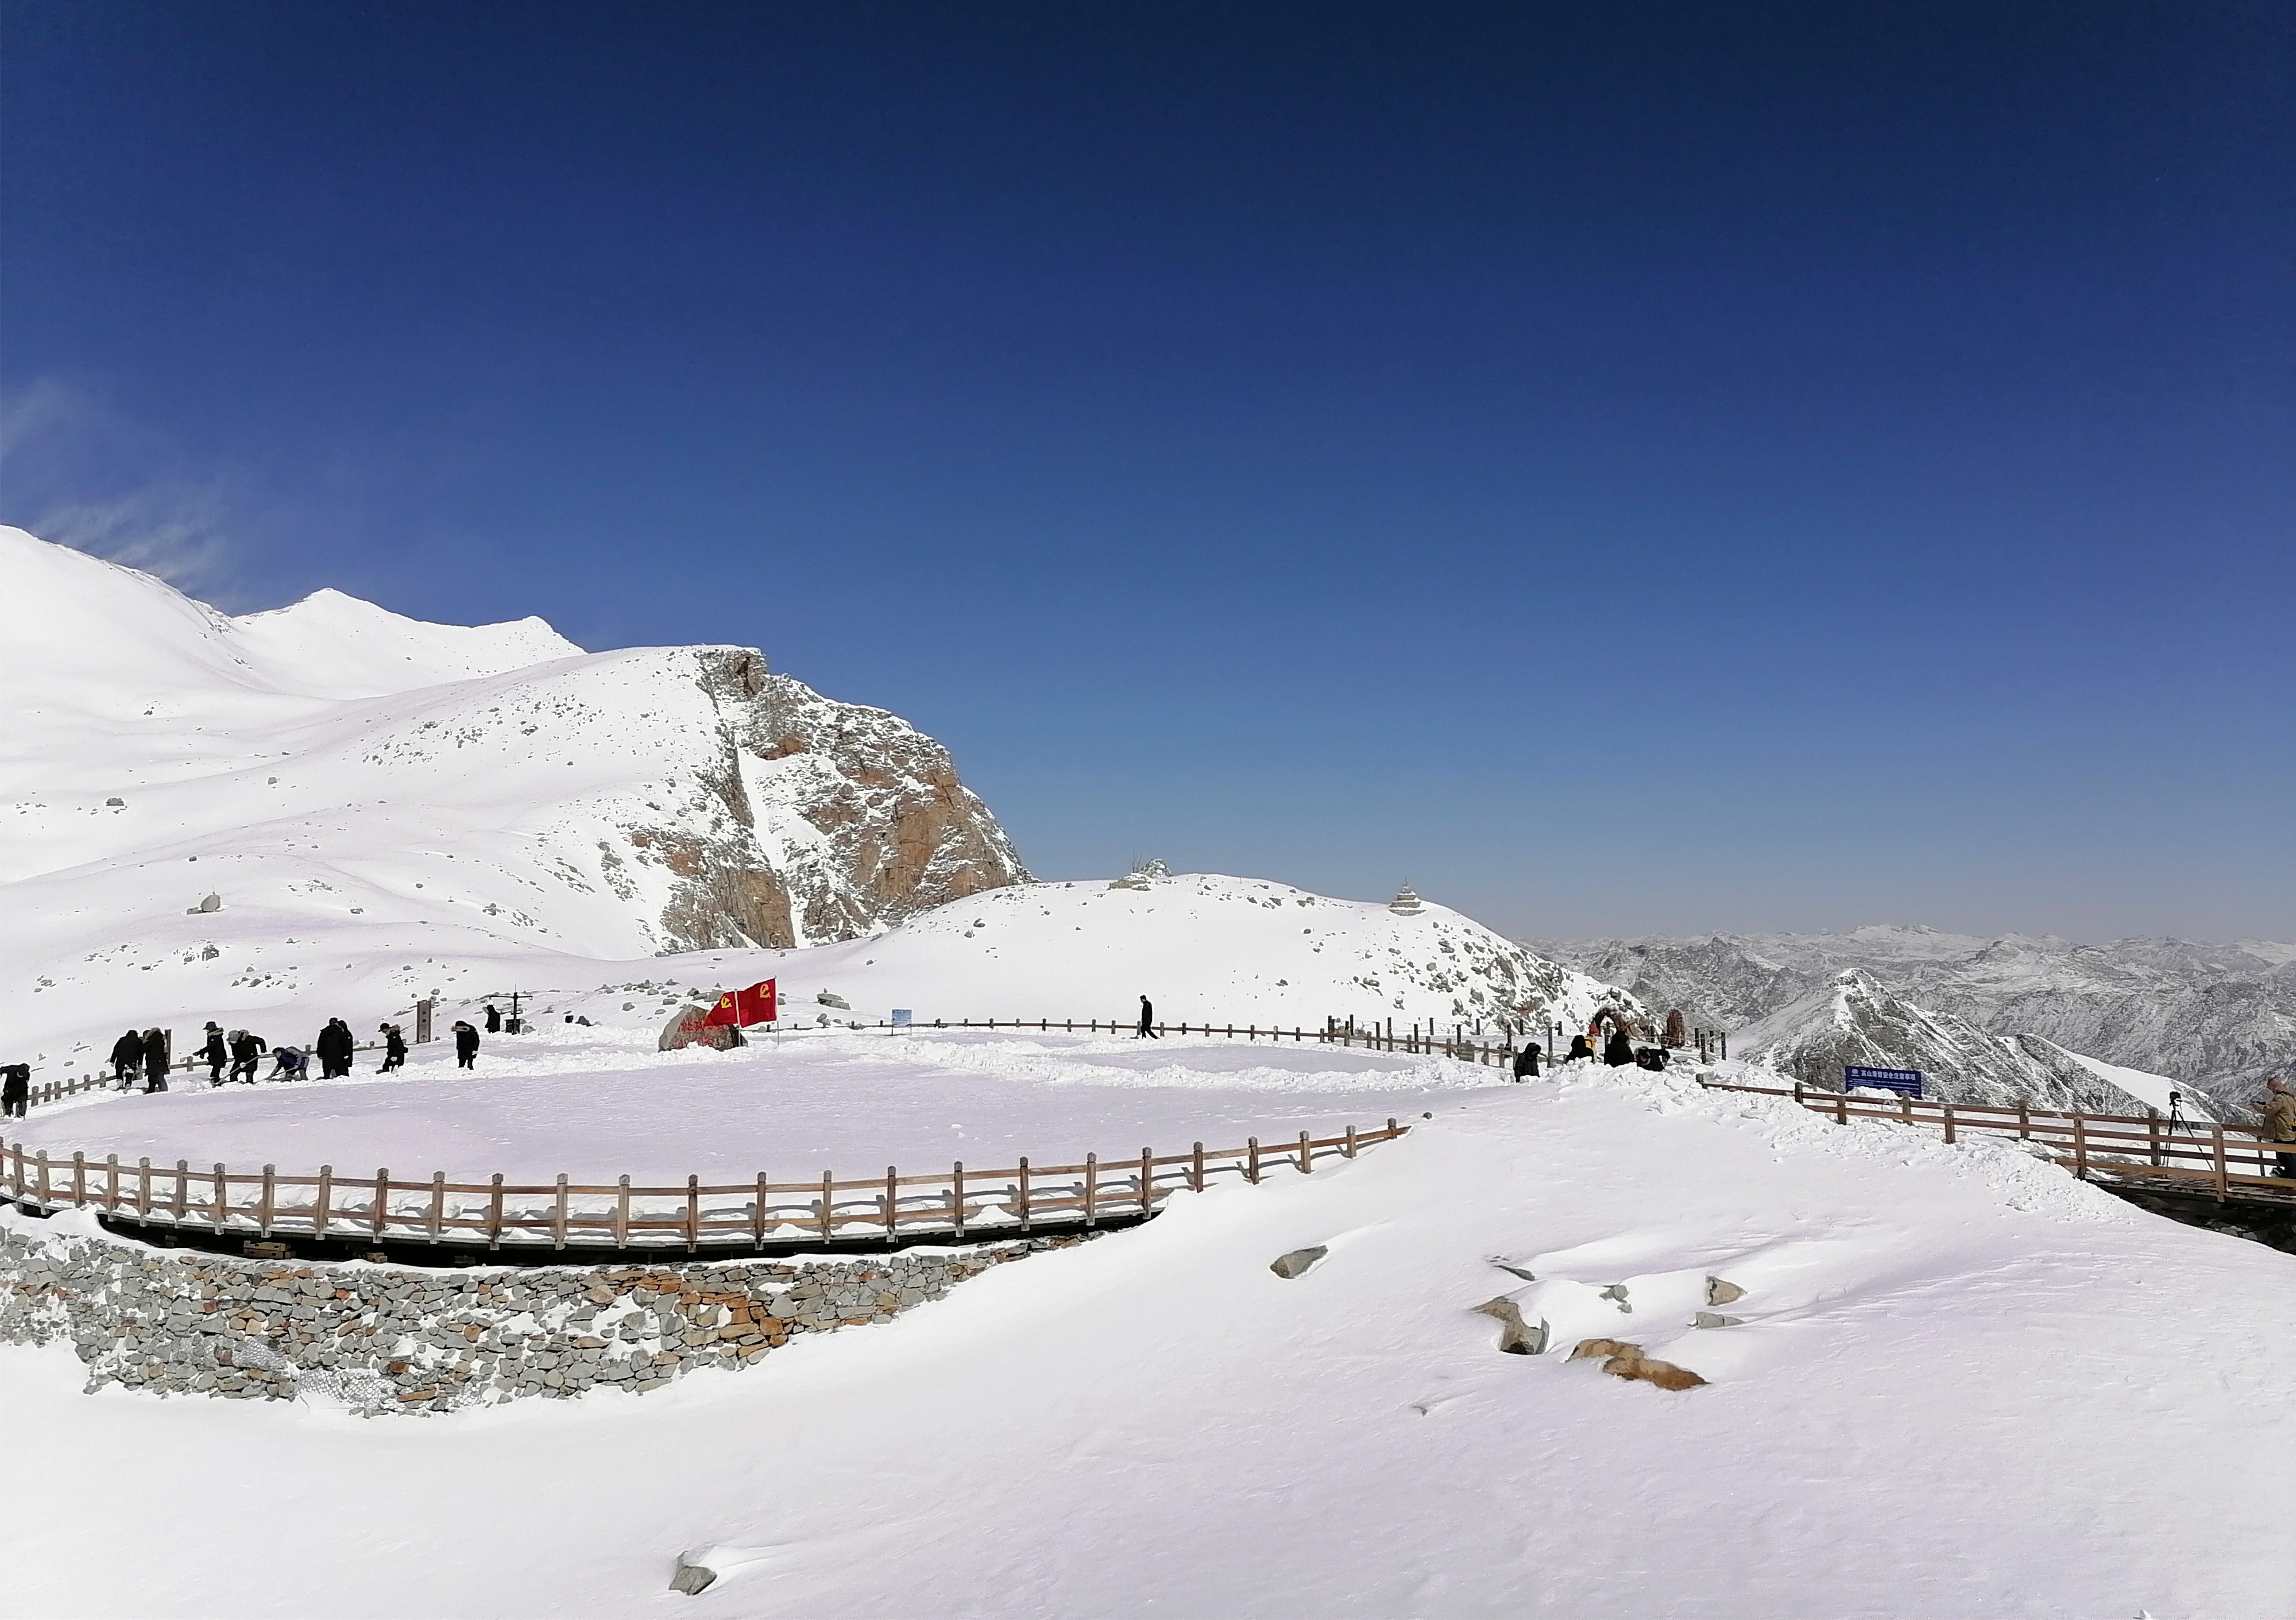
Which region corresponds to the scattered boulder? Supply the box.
[1486,1258,1537,1281]
[1570,1337,1706,1390]
[1472,1297,1548,1356]
[658,1006,740,1051]
[1269,1246,1328,1279]
[669,1559,717,1596]
[185,894,222,915]
[816,991,850,1010]
[105,797,123,807]
[1599,1283,1632,1312]
[1693,1312,1744,1329]
[1705,1277,1745,1306]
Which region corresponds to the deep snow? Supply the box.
[4,1061,2290,1619]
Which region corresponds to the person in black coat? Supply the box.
[314,1019,354,1078]
[1566,1033,1594,1062]
[1137,995,1159,1039]
[453,1020,480,1069]
[110,1030,144,1085]
[228,1030,266,1083]
[200,1022,227,1084]
[141,1029,170,1092]
[484,1003,502,1033]
[1602,1029,1636,1067]
[380,1023,408,1072]
[1512,1042,1542,1081]
[2,1063,29,1119]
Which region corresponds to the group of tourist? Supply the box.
[96,1007,503,1092]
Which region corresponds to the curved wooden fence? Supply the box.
[0,1116,1410,1256]
[1698,1078,2293,1203]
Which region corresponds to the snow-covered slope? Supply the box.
[1730,968,2200,1115]
[7,1062,2290,1618]
[1542,926,2295,1116]
[0,527,1028,1030]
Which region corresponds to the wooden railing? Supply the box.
[0,1117,1410,1255]
[857,1015,1533,1066]
[1699,1078,2293,1201]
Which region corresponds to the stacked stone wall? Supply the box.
[0,1215,1085,1416]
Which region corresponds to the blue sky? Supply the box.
[5,2,2290,940]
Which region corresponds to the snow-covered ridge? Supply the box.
[0,527,1026,1038]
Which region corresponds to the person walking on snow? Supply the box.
[484,1003,502,1034]
[453,1020,481,1070]
[141,1029,170,1092]
[1137,996,1158,1039]
[2262,1078,2296,1179]
[1512,1041,1542,1081]
[2,1063,29,1120]
[228,1029,266,1083]
[379,1023,408,1072]
[109,1030,143,1087]
[200,1022,227,1085]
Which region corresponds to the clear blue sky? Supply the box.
[5,2,2290,941]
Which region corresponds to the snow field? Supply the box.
[4,1065,2290,1619]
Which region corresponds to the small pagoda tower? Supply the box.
[1389,885,1426,916]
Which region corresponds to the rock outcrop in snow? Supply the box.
[0,527,1026,973]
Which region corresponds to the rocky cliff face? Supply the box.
[626,649,1030,951]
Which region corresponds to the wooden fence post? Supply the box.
[314,1165,331,1237]
[72,1151,86,1207]
[372,1169,389,1239]
[820,1173,834,1242]
[35,1149,50,1208]
[106,1153,119,1212]
[884,1167,898,1240]
[488,1173,507,1250]
[259,1164,276,1234]
[2018,1100,2031,1140]
[2148,1111,2162,1167]
[952,1161,966,1237]
[686,1175,701,1252]
[2211,1125,2228,1202]
[138,1157,152,1218]
[1018,1157,1032,1230]
[754,1173,769,1248]
[1834,1092,1849,1126]
[1344,1124,1357,1159]
[211,1162,227,1231]
[1191,1142,1204,1191]
[173,1159,189,1220]
[429,1173,446,1240]
[553,1174,569,1249]
[1247,1137,1261,1184]
[1084,1154,1097,1227]
[1298,1130,1312,1173]
[1941,1104,1955,1146]
[2072,1115,2089,1178]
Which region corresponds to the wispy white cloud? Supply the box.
[1,378,244,598]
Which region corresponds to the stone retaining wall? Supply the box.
[0,1212,1087,1416]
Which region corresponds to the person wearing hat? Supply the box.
[2262,1078,2296,1179]
[200,1022,227,1085]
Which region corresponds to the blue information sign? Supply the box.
[891,1009,913,1029]
[1845,1065,1923,1097]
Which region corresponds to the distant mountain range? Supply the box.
[1534,927,2295,1120]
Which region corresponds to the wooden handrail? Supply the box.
[0,1116,1411,1254]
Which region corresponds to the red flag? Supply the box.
[702,979,776,1028]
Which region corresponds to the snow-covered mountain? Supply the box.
[1540,926,2294,1117]
[1729,968,2196,1115]
[0,526,1025,1014]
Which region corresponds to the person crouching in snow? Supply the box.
[269,1045,307,1081]
[1512,1041,1541,1081]
[453,1020,480,1070]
